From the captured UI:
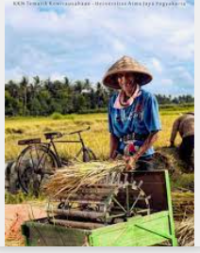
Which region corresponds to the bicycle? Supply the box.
[15,126,96,195]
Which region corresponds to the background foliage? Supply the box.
[5,76,194,116]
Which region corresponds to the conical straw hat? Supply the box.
[102,56,153,89]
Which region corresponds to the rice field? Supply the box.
[5,109,190,162]
[5,107,194,246]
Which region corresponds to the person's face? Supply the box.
[117,72,136,97]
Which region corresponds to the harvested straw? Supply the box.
[160,217,194,247]
[153,151,174,172]
[172,192,194,219]
[176,217,194,246]
[44,161,125,199]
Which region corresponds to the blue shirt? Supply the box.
[108,89,161,157]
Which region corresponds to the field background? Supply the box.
[5,105,194,246]
[5,105,194,162]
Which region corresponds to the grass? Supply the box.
[171,173,194,191]
[5,190,46,204]
[5,113,110,161]
[5,107,192,162]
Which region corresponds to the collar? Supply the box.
[113,85,141,109]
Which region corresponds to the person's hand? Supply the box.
[123,155,138,171]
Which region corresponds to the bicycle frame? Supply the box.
[43,132,87,166]
[16,127,95,195]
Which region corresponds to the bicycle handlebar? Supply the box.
[61,126,91,136]
[44,126,91,140]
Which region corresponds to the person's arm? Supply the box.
[108,94,119,159]
[110,133,119,159]
[126,131,159,169]
[170,118,180,147]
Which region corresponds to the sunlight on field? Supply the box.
[5,110,191,161]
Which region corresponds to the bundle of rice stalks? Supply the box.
[176,217,194,246]
[172,191,194,219]
[44,161,125,199]
[155,147,188,175]
[153,151,174,172]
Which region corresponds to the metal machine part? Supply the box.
[47,171,151,227]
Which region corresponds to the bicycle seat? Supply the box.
[18,138,41,146]
[44,132,62,140]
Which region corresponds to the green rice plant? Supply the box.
[51,112,64,120]
[5,190,46,204]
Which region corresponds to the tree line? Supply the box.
[5,76,194,116]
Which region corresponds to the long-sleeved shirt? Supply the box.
[170,114,194,143]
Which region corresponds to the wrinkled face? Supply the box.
[117,72,137,97]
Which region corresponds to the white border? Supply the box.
[1,0,198,249]
[0,0,5,248]
[194,0,199,247]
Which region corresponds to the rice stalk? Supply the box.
[176,217,194,246]
[172,191,194,219]
[44,161,126,199]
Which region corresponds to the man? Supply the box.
[170,113,194,171]
[102,56,161,171]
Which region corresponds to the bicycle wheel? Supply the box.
[16,145,58,195]
[83,147,96,162]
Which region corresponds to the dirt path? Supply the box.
[5,203,46,246]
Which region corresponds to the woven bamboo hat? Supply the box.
[102,56,153,89]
